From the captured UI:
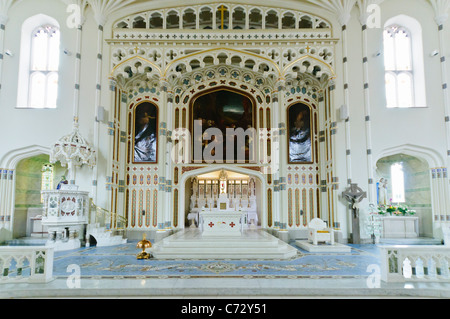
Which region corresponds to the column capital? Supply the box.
[275,78,286,92]
[429,0,450,26]
[159,78,171,92]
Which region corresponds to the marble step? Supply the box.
[149,229,298,260]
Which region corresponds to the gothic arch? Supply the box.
[374,144,444,170]
[176,165,268,229]
[111,55,163,81]
[163,47,281,79]
[283,55,336,84]
[0,145,51,169]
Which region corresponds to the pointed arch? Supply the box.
[0,145,51,169]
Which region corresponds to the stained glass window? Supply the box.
[41,164,54,202]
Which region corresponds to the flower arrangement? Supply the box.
[377,201,416,216]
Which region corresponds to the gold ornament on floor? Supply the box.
[136,234,152,260]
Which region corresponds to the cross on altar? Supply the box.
[208,222,214,228]
[342,183,367,244]
[230,222,236,228]
[218,5,227,30]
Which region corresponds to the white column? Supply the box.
[358,7,377,203]
[436,14,450,220]
[106,78,116,214]
[0,170,14,232]
[271,90,280,230]
[0,169,7,229]
[157,81,168,232]
[165,91,174,229]
[277,79,288,233]
[341,23,352,186]
[69,18,85,185]
[91,23,104,203]
[0,15,6,98]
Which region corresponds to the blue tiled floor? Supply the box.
[52,241,381,279]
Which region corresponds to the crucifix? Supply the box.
[218,5,227,30]
[342,183,367,244]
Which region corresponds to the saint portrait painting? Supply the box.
[134,102,158,163]
[191,89,255,163]
[288,103,312,163]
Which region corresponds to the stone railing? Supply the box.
[0,246,54,283]
[380,245,450,282]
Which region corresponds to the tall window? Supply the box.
[384,25,414,108]
[17,15,60,109]
[29,25,60,108]
[391,163,405,203]
[383,15,426,108]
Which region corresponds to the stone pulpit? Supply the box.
[41,185,90,251]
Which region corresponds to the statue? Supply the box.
[378,178,388,205]
[57,176,69,190]
[192,178,198,196]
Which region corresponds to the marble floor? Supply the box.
[1,231,449,299]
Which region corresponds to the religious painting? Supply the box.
[288,103,312,164]
[133,102,158,163]
[191,89,256,163]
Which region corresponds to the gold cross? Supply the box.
[218,5,227,30]
[134,46,139,54]
[306,45,311,53]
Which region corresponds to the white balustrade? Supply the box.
[380,245,450,282]
[0,246,54,284]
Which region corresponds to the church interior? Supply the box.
[1,0,450,299]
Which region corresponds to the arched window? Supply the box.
[17,15,61,109]
[29,25,60,108]
[383,25,413,108]
[383,16,426,108]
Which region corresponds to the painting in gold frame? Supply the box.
[190,88,256,163]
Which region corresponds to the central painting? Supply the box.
[191,89,256,164]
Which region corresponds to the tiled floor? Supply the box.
[50,238,380,279]
[1,234,450,298]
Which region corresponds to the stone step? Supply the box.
[149,229,298,260]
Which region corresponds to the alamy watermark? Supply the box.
[66,4,82,29]
[66,264,81,289]
[366,264,381,288]
[366,4,381,29]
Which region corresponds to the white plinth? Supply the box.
[295,240,352,253]
[199,210,245,237]
[381,216,419,238]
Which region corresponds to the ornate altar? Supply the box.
[188,170,258,227]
